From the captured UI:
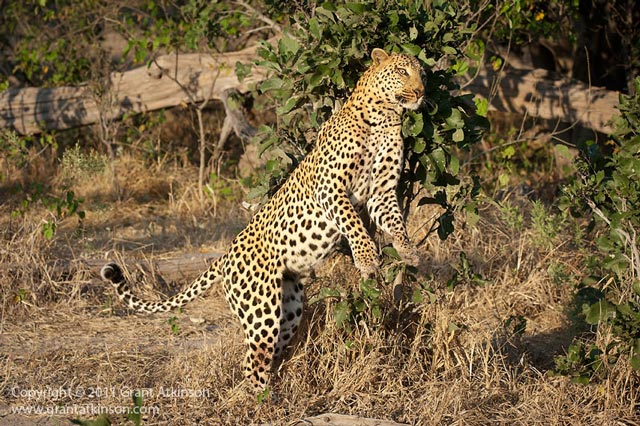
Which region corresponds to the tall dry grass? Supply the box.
[0,116,638,425]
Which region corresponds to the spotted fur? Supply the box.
[100,48,424,390]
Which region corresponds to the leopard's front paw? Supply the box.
[396,243,420,266]
[354,253,380,280]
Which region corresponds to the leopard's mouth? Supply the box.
[397,93,424,110]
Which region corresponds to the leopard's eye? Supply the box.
[396,67,409,77]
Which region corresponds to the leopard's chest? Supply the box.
[347,131,384,206]
[348,154,375,206]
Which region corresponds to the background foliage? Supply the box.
[556,78,640,381]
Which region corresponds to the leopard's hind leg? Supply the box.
[274,270,307,360]
[223,265,282,390]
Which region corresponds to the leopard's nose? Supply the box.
[414,89,424,103]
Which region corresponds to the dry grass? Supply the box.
[0,126,638,425]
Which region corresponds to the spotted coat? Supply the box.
[100,48,425,390]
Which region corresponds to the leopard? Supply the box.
[100,47,425,390]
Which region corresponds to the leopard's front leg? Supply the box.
[366,126,419,266]
[316,185,380,279]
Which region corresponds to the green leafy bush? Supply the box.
[471,0,579,45]
[556,77,640,381]
[122,0,257,65]
[251,0,488,236]
[12,184,86,240]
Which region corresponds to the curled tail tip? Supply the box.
[100,262,123,283]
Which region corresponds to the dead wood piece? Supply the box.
[216,88,257,155]
[0,41,270,135]
[464,67,620,134]
[0,37,620,136]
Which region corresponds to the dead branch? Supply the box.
[283,413,408,426]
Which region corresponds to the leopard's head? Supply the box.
[363,48,425,111]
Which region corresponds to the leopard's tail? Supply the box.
[99,255,225,313]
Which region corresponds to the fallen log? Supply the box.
[0,39,620,135]
[0,42,270,135]
[465,67,619,134]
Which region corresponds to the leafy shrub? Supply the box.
[2,1,99,86]
[471,0,579,45]
[556,77,640,381]
[60,144,108,184]
[122,0,258,65]
[251,0,488,233]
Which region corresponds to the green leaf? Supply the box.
[474,97,488,117]
[442,45,457,55]
[42,222,56,239]
[259,77,284,93]
[429,147,446,172]
[444,108,463,129]
[309,18,322,39]
[257,386,270,404]
[409,26,418,41]
[413,138,426,154]
[450,155,460,175]
[372,304,382,318]
[466,39,485,61]
[465,204,480,227]
[443,32,455,43]
[127,391,143,426]
[571,376,590,385]
[437,211,455,240]
[278,36,301,57]
[630,354,640,371]
[331,69,345,87]
[70,415,111,426]
[344,2,366,13]
[555,144,573,161]
[334,300,351,328]
[401,43,421,56]
[309,287,341,304]
[360,279,381,300]
[409,113,424,136]
[452,128,464,142]
[382,246,401,260]
[411,288,424,303]
[501,145,516,159]
[278,96,300,114]
[316,4,336,21]
[584,300,617,325]
[235,61,252,83]
[451,60,469,76]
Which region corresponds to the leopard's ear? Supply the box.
[371,48,389,65]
